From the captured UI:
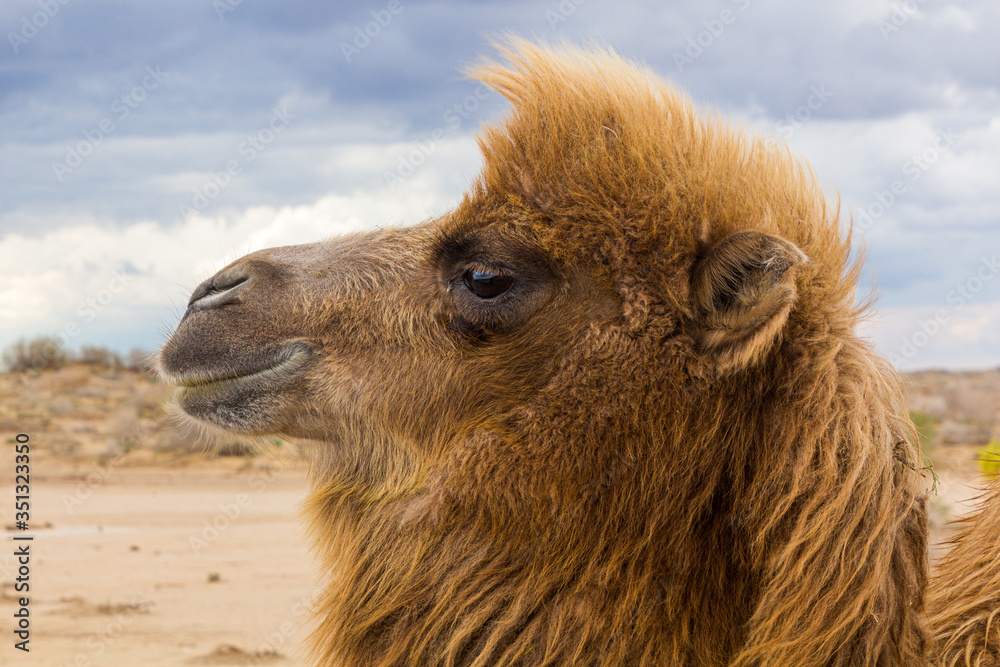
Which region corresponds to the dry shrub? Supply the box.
[79,346,123,369]
[132,383,169,420]
[107,414,145,456]
[152,426,198,455]
[944,382,996,423]
[2,337,68,372]
[47,434,81,457]
[217,441,258,457]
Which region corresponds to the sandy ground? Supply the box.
[0,445,991,667]
[0,458,317,667]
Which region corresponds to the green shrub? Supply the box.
[979,439,1000,478]
[909,409,937,453]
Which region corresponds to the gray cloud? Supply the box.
[1,0,999,368]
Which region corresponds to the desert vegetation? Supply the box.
[2,336,153,374]
[0,336,301,460]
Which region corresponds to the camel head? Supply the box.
[157,207,623,464]
[156,41,963,666]
[158,42,819,467]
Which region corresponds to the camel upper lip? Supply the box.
[164,342,314,389]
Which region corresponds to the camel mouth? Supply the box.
[168,341,315,390]
[159,340,317,433]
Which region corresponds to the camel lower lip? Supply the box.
[174,347,312,390]
[170,344,315,432]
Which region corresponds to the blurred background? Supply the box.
[1,1,999,665]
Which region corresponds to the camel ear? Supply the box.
[691,231,808,372]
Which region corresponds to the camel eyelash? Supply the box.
[466,262,511,278]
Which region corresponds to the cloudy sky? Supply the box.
[1,0,998,370]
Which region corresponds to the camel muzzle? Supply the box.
[158,252,321,434]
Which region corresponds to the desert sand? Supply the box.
[1,458,316,666]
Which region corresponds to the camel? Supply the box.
[157,40,1000,666]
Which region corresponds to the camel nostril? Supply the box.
[187,270,251,312]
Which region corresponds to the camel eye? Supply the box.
[464,267,514,299]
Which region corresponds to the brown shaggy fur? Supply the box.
[158,40,1000,665]
[929,478,1000,666]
